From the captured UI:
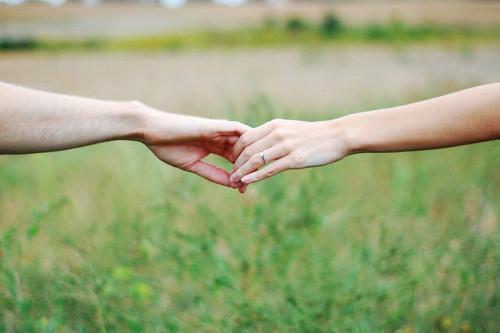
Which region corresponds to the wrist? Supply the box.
[110,100,145,142]
[117,100,161,143]
[324,115,361,156]
[124,101,196,145]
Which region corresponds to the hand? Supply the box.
[140,106,250,190]
[229,119,350,185]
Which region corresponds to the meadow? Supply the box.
[0,95,499,332]
[1,2,500,332]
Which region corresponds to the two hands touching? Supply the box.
[188,81,500,190]
[130,108,343,193]
[147,117,348,193]
[0,82,354,193]
[1,82,499,191]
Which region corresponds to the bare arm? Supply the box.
[346,82,500,153]
[0,82,249,189]
[230,83,500,185]
[0,81,143,154]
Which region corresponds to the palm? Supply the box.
[152,144,209,170]
[148,129,242,188]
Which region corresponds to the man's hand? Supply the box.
[0,82,250,190]
[139,105,250,190]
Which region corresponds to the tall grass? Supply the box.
[0,95,499,332]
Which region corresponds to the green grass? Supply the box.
[1,14,499,52]
[0,95,499,332]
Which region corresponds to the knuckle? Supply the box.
[273,129,286,141]
[281,139,293,152]
[265,168,276,177]
[129,100,145,109]
[270,118,284,128]
[238,136,249,147]
[250,155,261,166]
[241,149,252,161]
[291,152,306,166]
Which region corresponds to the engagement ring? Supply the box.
[260,152,266,164]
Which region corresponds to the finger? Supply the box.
[213,120,251,136]
[223,136,239,146]
[231,121,275,161]
[211,134,240,146]
[233,133,276,171]
[207,144,240,165]
[240,156,292,184]
[205,135,241,162]
[238,184,249,194]
[185,160,233,187]
[230,145,288,183]
[219,136,242,163]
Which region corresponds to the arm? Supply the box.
[0,81,143,154]
[0,82,249,189]
[230,83,500,185]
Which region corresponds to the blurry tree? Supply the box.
[321,13,343,37]
[285,16,308,33]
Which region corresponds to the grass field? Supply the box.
[1,2,499,332]
[0,95,499,332]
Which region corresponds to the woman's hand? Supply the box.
[140,106,250,190]
[229,119,351,185]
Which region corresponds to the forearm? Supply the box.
[341,83,500,154]
[0,82,147,154]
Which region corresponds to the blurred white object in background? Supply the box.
[0,0,279,7]
[160,0,249,9]
[0,0,66,5]
[266,0,287,5]
[159,0,187,9]
[82,0,100,6]
[212,0,247,6]
[0,0,25,5]
[0,0,257,7]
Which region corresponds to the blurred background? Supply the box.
[0,1,499,332]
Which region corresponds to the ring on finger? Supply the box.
[259,152,266,164]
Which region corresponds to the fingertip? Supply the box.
[223,120,251,135]
[229,173,239,183]
[238,184,248,193]
[188,161,233,187]
[241,175,254,184]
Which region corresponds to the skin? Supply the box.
[0,82,249,190]
[230,83,500,187]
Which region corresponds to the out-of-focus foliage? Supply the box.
[1,14,499,52]
[320,13,343,37]
[0,93,498,332]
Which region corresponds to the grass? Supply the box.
[1,14,499,52]
[0,93,499,332]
